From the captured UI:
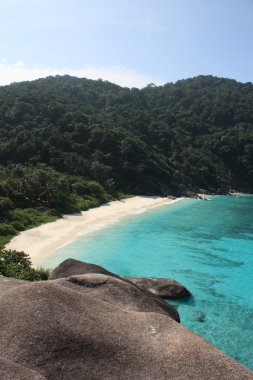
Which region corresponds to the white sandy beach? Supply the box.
[5,196,183,267]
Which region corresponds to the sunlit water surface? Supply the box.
[42,195,253,370]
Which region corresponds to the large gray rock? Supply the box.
[49,258,118,279]
[123,276,191,298]
[0,274,252,379]
[49,258,191,299]
[0,274,27,292]
[66,273,179,322]
[0,356,46,380]
[49,259,180,322]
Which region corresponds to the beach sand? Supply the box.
[5,196,182,267]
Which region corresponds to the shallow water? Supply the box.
[43,195,253,369]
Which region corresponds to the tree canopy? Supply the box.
[0,75,252,196]
[0,76,252,230]
[1,74,253,279]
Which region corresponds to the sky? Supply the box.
[0,0,252,88]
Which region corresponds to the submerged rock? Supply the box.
[0,271,252,379]
[196,311,206,323]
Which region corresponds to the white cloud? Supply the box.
[0,61,164,88]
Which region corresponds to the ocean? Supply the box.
[42,195,253,370]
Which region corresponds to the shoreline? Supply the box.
[5,196,184,267]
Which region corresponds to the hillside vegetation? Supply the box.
[0,75,252,256]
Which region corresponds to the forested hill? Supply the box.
[0,75,253,197]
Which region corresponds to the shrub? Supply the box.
[0,196,13,213]
[10,221,25,231]
[0,223,16,236]
[0,249,50,281]
[12,208,58,228]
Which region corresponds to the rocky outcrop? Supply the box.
[49,258,191,299]
[0,260,253,379]
[0,274,27,292]
[50,259,180,322]
[67,273,179,322]
[0,273,252,379]
[123,276,191,298]
[0,356,46,380]
[49,258,118,280]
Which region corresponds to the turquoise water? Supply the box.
[43,195,253,370]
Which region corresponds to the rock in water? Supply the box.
[49,259,180,320]
[49,258,191,299]
[123,276,191,298]
[0,272,253,379]
[67,273,180,322]
[196,311,206,323]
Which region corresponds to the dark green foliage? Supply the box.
[0,165,112,249]
[0,75,252,279]
[11,208,59,229]
[0,223,16,236]
[10,221,25,231]
[0,196,13,213]
[0,249,49,281]
[0,223,16,255]
[0,75,253,242]
[0,74,252,195]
